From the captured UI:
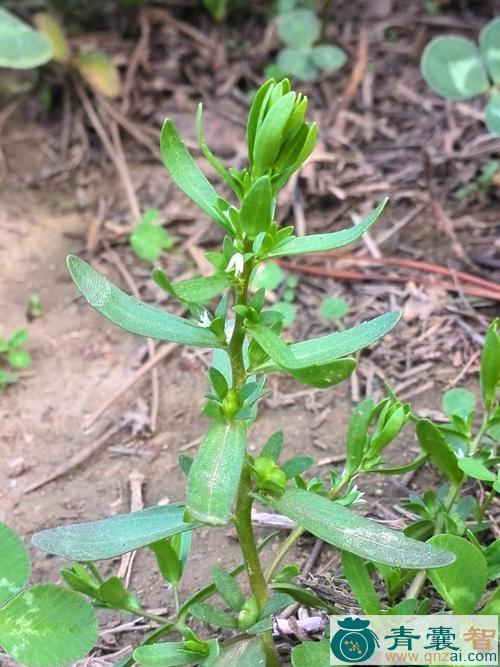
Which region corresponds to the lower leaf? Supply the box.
[256,487,455,569]
[32,504,200,561]
[187,421,247,525]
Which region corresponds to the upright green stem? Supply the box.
[229,262,267,606]
[234,464,268,608]
[228,261,280,666]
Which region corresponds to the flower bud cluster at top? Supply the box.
[214,79,317,247]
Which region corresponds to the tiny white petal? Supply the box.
[198,310,212,328]
[226,252,244,276]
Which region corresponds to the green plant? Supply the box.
[338,320,500,621]
[0,329,31,392]
[320,295,348,325]
[274,0,346,82]
[130,208,175,262]
[23,79,458,667]
[454,159,500,199]
[421,16,500,134]
[0,7,119,96]
[202,0,251,20]
[28,293,43,320]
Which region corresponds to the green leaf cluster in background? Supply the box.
[274,0,347,82]
[0,523,97,667]
[0,7,120,97]
[421,17,500,134]
[130,209,175,261]
[0,329,31,392]
[0,8,52,69]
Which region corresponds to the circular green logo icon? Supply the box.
[330,618,379,663]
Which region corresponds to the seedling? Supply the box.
[274,0,347,82]
[202,0,249,20]
[421,16,500,135]
[0,329,31,392]
[454,159,500,199]
[320,295,348,325]
[0,8,119,96]
[7,78,463,666]
[130,208,175,262]
[27,293,43,320]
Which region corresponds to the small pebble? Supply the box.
[7,457,30,478]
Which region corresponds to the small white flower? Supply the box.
[226,252,244,276]
[198,310,212,328]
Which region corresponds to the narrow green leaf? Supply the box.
[271,582,333,611]
[240,176,273,238]
[259,592,294,619]
[150,540,183,587]
[0,523,30,607]
[368,454,428,475]
[291,639,330,667]
[67,256,223,348]
[341,551,381,613]
[267,199,387,257]
[187,421,246,525]
[479,16,500,83]
[160,119,228,228]
[31,504,199,561]
[212,566,245,612]
[480,319,500,409]
[281,455,314,479]
[287,358,356,388]
[427,535,487,613]
[457,457,496,482]
[246,79,275,170]
[346,399,373,474]
[189,601,236,628]
[261,430,284,460]
[0,8,53,69]
[256,487,455,568]
[134,642,205,666]
[196,103,234,189]
[152,268,230,304]
[97,576,137,610]
[253,92,296,176]
[0,584,97,667]
[421,35,489,100]
[416,419,463,485]
[257,311,401,373]
[213,636,266,667]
